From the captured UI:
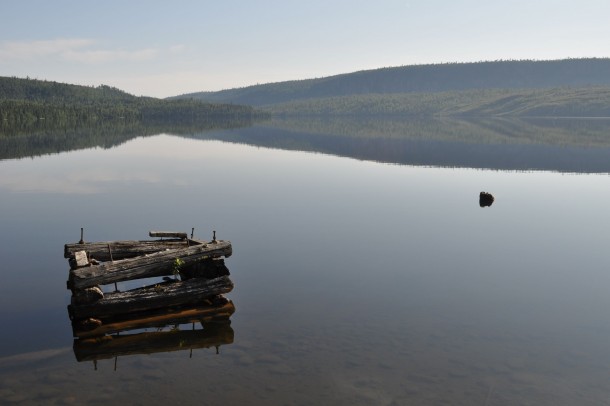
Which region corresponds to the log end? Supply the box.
[71,286,104,306]
[68,250,90,269]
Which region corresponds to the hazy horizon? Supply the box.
[2,0,610,98]
[8,57,610,100]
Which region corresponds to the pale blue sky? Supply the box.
[1,0,609,97]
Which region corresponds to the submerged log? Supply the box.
[72,300,235,338]
[68,241,232,290]
[73,323,234,362]
[68,276,234,320]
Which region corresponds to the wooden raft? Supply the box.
[64,230,236,340]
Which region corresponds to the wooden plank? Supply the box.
[65,239,196,261]
[68,276,234,320]
[72,300,235,338]
[68,241,232,290]
[149,231,187,239]
[73,324,234,362]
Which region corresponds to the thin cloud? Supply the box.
[0,38,159,64]
[62,48,159,63]
[0,38,94,60]
[169,44,186,54]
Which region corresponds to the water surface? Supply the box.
[1,120,610,405]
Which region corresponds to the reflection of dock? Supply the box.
[73,322,234,362]
[64,229,236,363]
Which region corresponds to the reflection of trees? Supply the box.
[6,116,610,173]
[0,117,257,160]
[187,117,610,173]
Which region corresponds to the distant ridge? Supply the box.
[172,58,610,106]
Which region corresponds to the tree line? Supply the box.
[261,87,610,118]
[0,76,267,128]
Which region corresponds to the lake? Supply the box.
[1,118,610,405]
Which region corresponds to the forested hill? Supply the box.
[0,76,136,103]
[173,58,610,106]
[0,76,260,125]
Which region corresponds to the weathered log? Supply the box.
[68,276,234,320]
[149,231,188,239]
[72,300,235,338]
[65,239,195,261]
[73,323,234,362]
[68,241,232,290]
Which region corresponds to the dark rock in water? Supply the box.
[479,192,494,207]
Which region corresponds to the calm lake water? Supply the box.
[2,119,610,405]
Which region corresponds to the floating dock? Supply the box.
[64,229,235,363]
